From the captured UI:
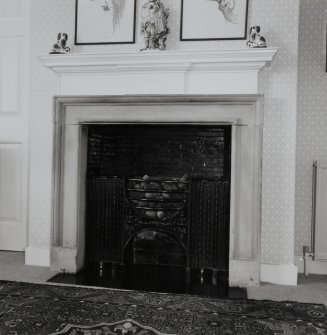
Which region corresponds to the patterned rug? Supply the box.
[0,280,326,335]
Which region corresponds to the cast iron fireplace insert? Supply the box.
[51,124,236,297]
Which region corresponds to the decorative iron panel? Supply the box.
[189,179,230,271]
[85,177,124,265]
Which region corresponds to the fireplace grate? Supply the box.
[126,176,189,221]
[85,176,230,273]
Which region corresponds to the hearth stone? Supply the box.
[48,262,241,298]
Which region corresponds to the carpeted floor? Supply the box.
[0,281,327,335]
[2,252,327,306]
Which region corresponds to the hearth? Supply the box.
[81,124,231,293]
[48,262,248,298]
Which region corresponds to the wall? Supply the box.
[295,0,327,268]
[27,0,300,280]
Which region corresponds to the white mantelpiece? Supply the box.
[39,48,277,95]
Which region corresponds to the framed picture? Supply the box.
[180,0,249,41]
[75,0,136,45]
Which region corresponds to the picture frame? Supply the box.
[75,0,136,45]
[180,0,249,41]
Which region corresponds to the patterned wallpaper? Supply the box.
[257,1,299,264]
[295,0,327,256]
[28,0,300,265]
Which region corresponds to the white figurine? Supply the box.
[50,33,71,54]
[247,26,267,48]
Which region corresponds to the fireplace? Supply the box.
[51,95,263,287]
[84,124,231,287]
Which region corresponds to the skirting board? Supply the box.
[25,246,50,267]
[260,263,298,286]
[295,256,327,275]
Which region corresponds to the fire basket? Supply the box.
[126,175,189,221]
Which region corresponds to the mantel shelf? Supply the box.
[39,48,278,75]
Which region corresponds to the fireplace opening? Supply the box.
[124,229,187,267]
[122,229,188,293]
[87,124,231,294]
[50,123,243,297]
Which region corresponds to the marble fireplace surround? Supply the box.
[52,95,263,287]
[39,48,279,286]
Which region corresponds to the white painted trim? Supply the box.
[295,256,327,275]
[25,246,50,267]
[39,49,278,96]
[312,161,327,261]
[39,48,278,75]
[22,0,31,252]
[260,263,298,286]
